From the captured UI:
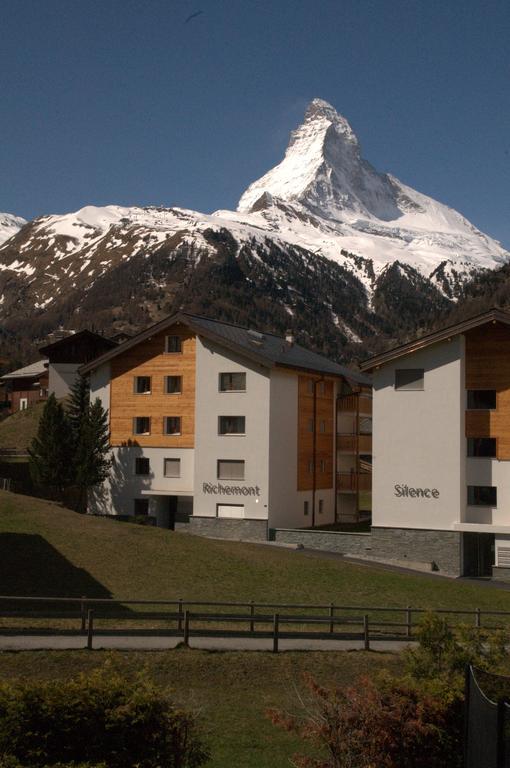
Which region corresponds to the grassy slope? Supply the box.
[1,490,510,613]
[0,401,45,450]
[0,649,399,768]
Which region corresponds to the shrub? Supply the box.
[0,664,208,768]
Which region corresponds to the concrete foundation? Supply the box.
[189,516,268,541]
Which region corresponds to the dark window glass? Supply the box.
[165,335,182,353]
[318,499,324,514]
[133,416,150,435]
[135,457,150,475]
[217,460,245,480]
[304,501,309,516]
[134,376,151,394]
[395,369,424,391]
[467,485,497,506]
[218,416,245,434]
[467,390,496,409]
[134,499,149,516]
[219,372,246,391]
[165,376,182,394]
[164,416,181,435]
[467,438,497,458]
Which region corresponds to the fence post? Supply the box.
[273,613,279,654]
[80,596,87,635]
[177,599,183,632]
[329,603,334,634]
[406,606,412,638]
[183,610,189,646]
[249,601,255,633]
[87,610,94,650]
[363,614,370,651]
[475,607,481,629]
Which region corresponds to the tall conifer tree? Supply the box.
[28,394,73,494]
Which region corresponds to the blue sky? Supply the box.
[2,0,510,246]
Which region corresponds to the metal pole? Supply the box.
[406,606,412,638]
[329,603,334,634]
[183,610,189,646]
[363,614,370,651]
[250,602,255,633]
[178,599,183,632]
[80,595,87,635]
[273,613,279,654]
[87,610,94,650]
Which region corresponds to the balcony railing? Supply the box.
[337,434,372,454]
[337,393,372,416]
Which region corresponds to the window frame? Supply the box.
[218,415,246,435]
[467,485,497,507]
[163,457,181,478]
[164,416,182,436]
[219,372,247,393]
[165,375,182,395]
[395,368,425,391]
[135,457,150,475]
[467,390,497,410]
[467,437,497,458]
[133,416,151,436]
[133,375,151,395]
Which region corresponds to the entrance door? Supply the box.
[168,496,178,531]
[19,398,28,411]
[463,533,494,577]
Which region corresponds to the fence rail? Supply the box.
[0,596,509,652]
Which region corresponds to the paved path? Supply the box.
[0,634,416,652]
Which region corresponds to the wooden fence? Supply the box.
[0,596,509,652]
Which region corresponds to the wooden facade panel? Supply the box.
[297,375,334,491]
[109,326,196,448]
[465,324,510,460]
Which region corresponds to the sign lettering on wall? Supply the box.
[202,482,261,497]
[394,484,439,499]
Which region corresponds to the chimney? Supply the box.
[285,330,295,346]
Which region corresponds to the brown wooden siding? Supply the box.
[465,324,510,460]
[109,327,196,447]
[297,375,334,491]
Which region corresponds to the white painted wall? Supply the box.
[89,363,111,412]
[193,337,270,520]
[466,459,510,526]
[372,337,465,530]
[268,369,335,528]
[49,363,80,398]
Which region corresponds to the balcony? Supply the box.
[337,393,372,416]
[337,472,372,493]
[337,434,372,454]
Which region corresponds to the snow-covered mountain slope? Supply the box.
[235,99,508,281]
[0,212,26,246]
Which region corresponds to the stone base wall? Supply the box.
[272,528,371,555]
[492,566,510,582]
[371,528,462,576]
[189,516,268,541]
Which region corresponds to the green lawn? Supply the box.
[1,489,510,616]
[0,400,45,451]
[0,648,400,768]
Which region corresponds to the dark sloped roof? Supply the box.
[80,312,370,385]
[39,329,117,356]
[360,308,510,371]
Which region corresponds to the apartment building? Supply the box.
[81,312,371,539]
[361,308,510,579]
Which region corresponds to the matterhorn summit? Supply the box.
[236,99,508,276]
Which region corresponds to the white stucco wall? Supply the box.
[89,363,111,412]
[268,369,335,528]
[49,363,80,399]
[466,459,510,526]
[193,337,270,520]
[372,337,465,530]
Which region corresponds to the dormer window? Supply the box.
[165,335,182,354]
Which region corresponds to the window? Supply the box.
[164,458,181,477]
[164,416,181,435]
[133,416,150,435]
[467,485,497,507]
[135,457,150,475]
[217,460,245,480]
[395,369,424,391]
[134,498,149,516]
[308,458,313,474]
[219,372,246,392]
[318,382,325,396]
[218,416,245,435]
[467,390,496,410]
[307,380,314,394]
[320,459,326,472]
[320,420,326,433]
[134,376,151,394]
[217,504,245,518]
[165,335,182,353]
[165,375,182,394]
[304,501,309,516]
[318,499,324,514]
[308,418,314,432]
[467,438,497,458]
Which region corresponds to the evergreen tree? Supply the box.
[74,397,112,512]
[28,394,73,494]
[68,373,90,442]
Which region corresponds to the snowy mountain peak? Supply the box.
[303,98,358,145]
[0,212,27,246]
